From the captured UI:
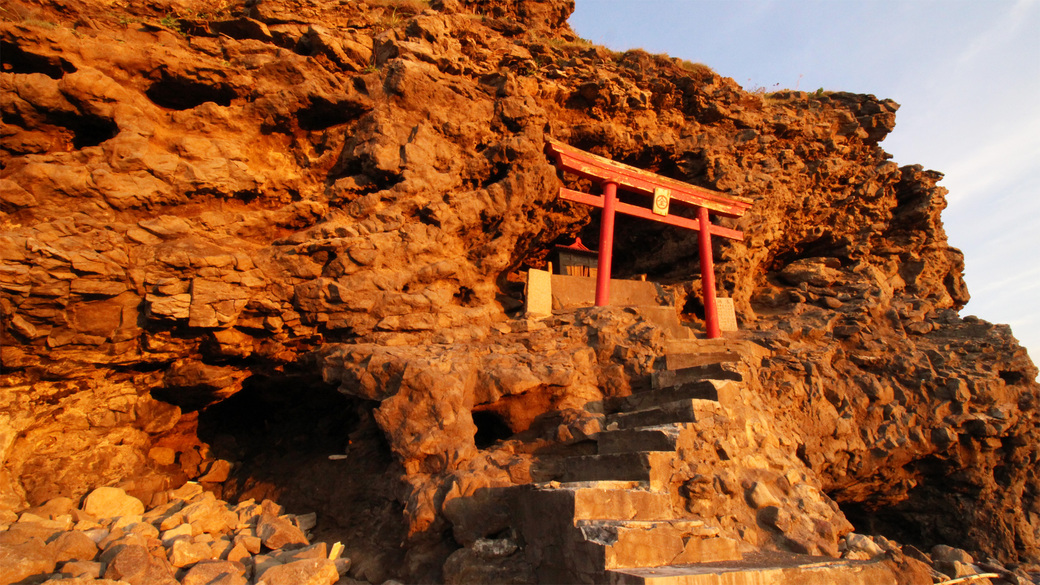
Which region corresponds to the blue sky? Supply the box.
[570,0,1040,363]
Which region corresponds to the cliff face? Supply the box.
[1,0,1038,581]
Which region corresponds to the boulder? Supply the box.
[81,487,144,519]
[257,514,308,550]
[255,558,339,585]
[102,544,178,585]
[0,536,56,585]
[181,559,248,585]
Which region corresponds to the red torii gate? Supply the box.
[545,140,753,339]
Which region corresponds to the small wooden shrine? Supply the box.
[553,237,598,278]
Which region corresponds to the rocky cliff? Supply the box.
[1,0,1038,583]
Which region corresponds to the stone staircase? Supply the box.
[514,335,900,585]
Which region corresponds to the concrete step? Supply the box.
[577,519,741,570]
[534,451,675,489]
[607,551,900,585]
[526,481,676,522]
[608,399,721,430]
[606,380,737,414]
[598,425,682,454]
[653,364,743,389]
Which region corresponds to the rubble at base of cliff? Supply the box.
[0,483,356,585]
[2,481,1036,585]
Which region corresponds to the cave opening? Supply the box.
[196,374,358,464]
[145,77,236,110]
[472,409,513,449]
[49,111,120,149]
[681,290,706,323]
[999,370,1026,385]
[194,374,407,566]
[839,500,929,549]
[0,40,76,78]
[833,456,988,561]
[297,96,369,131]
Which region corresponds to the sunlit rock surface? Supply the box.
[1,0,1037,582]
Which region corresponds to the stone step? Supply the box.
[653,364,743,389]
[663,338,771,360]
[534,451,675,489]
[608,399,721,430]
[607,551,900,585]
[598,425,682,454]
[576,519,741,570]
[627,305,694,340]
[606,380,737,414]
[665,351,741,371]
[526,482,676,522]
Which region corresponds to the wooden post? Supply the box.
[595,182,618,306]
[698,206,721,339]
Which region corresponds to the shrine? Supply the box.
[552,237,598,278]
[545,140,753,339]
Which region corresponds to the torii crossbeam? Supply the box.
[545,140,753,339]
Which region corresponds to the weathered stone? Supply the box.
[256,514,308,550]
[234,534,262,555]
[81,487,144,518]
[51,530,100,563]
[160,523,193,546]
[0,518,65,543]
[110,515,144,531]
[70,279,127,297]
[226,542,251,564]
[135,397,181,434]
[169,537,218,567]
[59,559,103,578]
[146,294,191,320]
[746,482,782,509]
[148,447,177,466]
[169,483,204,502]
[209,537,234,560]
[931,544,974,564]
[273,541,326,562]
[197,459,232,483]
[180,497,237,536]
[181,559,248,585]
[97,533,148,564]
[138,217,192,239]
[936,560,979,579]
[102,543,178,585]
[844,532,885,558]
[0,536,56,584]
[779,257,844,287]
[26,497,76,520]
[255,558,339,585]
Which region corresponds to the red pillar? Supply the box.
[595,182,618,306]
[698,206,721,339]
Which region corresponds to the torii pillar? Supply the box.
[545,140,753,339]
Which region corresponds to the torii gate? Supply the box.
[545,140,753,339]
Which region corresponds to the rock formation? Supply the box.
[1,0,1037,582]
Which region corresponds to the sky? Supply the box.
[570,0,1040,365]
